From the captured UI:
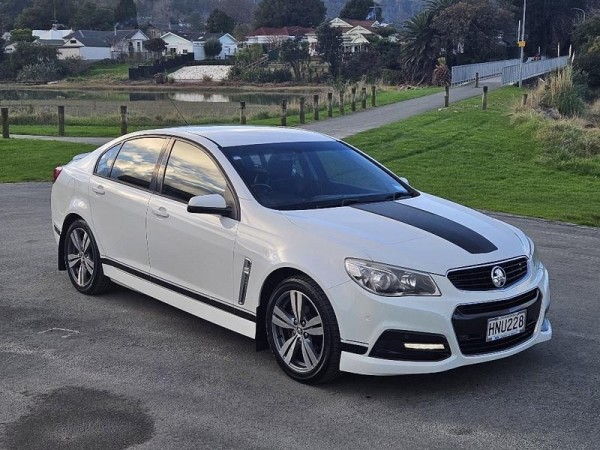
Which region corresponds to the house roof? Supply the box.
[64,30,147,46]
[33,28,73,40]
[249,27,314,37]
[163,31,204,42]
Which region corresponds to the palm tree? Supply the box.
[401,11,437,83]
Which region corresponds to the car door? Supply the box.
[146,139,239,304]
[89,137,167,272]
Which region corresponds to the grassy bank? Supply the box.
[0,140,96,182]
[346,87,600,226]
[6,86,441,138]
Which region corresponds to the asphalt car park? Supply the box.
[1,182,599,449]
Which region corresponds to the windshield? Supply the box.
[221,141,414,210]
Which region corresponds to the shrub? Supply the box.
[535,66,586,117]
[17,61,63,83]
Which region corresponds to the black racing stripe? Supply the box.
[100,258,256,322]
[352,202,497,254]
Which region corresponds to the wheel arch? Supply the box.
[255,267,314,351]
[57,213,85,270]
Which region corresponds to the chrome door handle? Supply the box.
[91,185,105,195]
[152,207,169,218]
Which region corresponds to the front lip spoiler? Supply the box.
[53,224,61,236]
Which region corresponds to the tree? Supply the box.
[0,0,32,31]
[316,23,343,78]
[206,9,235,33]
[71,2,114,30]
[114,0,138,29]
[340,0,378,21]
[214,0,255,25]
[279,37,310,79]
[574,13,600,88]
[9,28,36,42]
[144,37,167,57]
[400,11,437,83]
[15,0,76,30]
[188,12,205,31]
[432,0,513,65]
[204,38,223,59]
[254,0,326,28]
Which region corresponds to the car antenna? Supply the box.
[166,94,189,125]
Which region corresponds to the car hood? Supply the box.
[282,193,528,275]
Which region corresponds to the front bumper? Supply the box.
[327,265,552,376]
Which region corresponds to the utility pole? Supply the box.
[518,0,527,88]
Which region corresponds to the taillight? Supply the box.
[53,166,63,182]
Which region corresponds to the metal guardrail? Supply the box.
[501,56,570,85]
[451,59,520,86]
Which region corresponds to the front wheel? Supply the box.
[64,219,111,295]
[266,275,341,383]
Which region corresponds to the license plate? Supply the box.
[486,310,527,342]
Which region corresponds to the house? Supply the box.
[61,30,149,60]
[160,31,198,56]
[193,33,238,60]
[32,26,73,42]
[245,27,314,49]
[328,17,381,53]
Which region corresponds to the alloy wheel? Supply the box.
[66,227,95,288]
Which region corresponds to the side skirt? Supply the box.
[103,264,256,339]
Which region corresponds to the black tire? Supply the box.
[266,275,341,384]
[63,219,111,295]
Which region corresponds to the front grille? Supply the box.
[452,289,541,356]
[447,257,528,291]
[370,330,451,362]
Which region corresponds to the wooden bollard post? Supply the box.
[1,108,8,138]
[351,86,357,112]
[482,86,489,110]
[371,85,376,107]
[327,92,333,117]
[58,105,65,136]
[444,86,450,107]
[120,105,128,135]
[361,87,367,109]
[339,91,345,115]
[299,96,305,124]
[522,93,528,106]
[475,72,480,88]
[313,94,319,120]
[280,99,287,126]
[239,101,246,124]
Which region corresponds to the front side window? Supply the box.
[110,138,166,189]
[162,140,227,203]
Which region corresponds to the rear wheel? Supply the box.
[64,219,111,295]
[266,275,341,383]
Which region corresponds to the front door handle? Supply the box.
[91,185,105,195]
[152,207,169,218]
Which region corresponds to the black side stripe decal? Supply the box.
[352,202,498,254]
[100,258,256,323]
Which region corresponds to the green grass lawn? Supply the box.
[2,87,598,226]
[346,87,600,227]
[0,140,96,182]
[66,63,131,83]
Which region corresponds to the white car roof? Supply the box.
[151,126,334,148]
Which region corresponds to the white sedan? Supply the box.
[51,126,552,383]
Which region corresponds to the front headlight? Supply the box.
[345,258,441,297]
[527,237,544,270]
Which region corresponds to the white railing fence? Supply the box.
[451,59,520,86]
[501,56,570,85]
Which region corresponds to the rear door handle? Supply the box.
[152,207,169,218]
[91,185,105,195]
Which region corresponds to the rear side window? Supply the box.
[110,138,166,189]
[162,140,227,202]
[94,144,121,177]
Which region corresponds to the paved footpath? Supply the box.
[9,78,502,145]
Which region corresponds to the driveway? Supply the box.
[0,182,598,449]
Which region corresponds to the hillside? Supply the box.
[0,0,424,32]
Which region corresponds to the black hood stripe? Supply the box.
[352,202,498,254]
